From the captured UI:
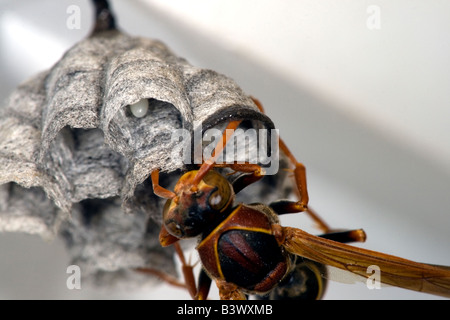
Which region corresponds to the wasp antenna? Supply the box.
[192,120,242,186]
[91,0,117,34]
[191,159,214,189]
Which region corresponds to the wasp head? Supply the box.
[162,170,235,239]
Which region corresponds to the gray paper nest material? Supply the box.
[0,28,293,287]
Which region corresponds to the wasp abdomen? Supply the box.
[218,229,287,292]
[197,204,289,294]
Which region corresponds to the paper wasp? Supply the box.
[147,98,450,300]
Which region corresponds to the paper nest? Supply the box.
[0,28,294,289]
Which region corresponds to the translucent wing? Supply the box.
[282,227,450,298]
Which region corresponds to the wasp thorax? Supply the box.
[162,170,235,238]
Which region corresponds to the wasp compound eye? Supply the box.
[202,171,234,212]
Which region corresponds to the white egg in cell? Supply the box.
[129,98,149,118]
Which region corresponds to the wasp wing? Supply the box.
[282,227,450,298]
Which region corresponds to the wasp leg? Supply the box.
[135,267,186,289]
[151,171,181,247]
[137,243,207,299]
[173,242,199,299]
[172,243,214,300]
[277,139,327,229]
[196,269,212,300]
[151,169,176,199]
[213,162,265,194]
[270,201,331,233]
[174,241,212,300]
[318,229,367,243]
[251,97,330,233]
[215,279,247,300]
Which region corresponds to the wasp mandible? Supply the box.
[149,98,450,300]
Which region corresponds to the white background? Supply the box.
[0,0,449,299]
